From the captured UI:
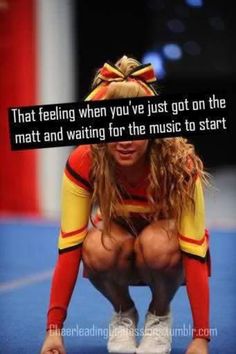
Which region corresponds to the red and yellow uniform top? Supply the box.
[59,145,208,259]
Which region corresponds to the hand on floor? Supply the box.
[185,338,209,354]
[40,329,66,354]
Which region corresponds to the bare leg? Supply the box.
[135,219,183,315]
[148,262,183,315]
[82,222,137,312]
[135,220,183,354]
[82,222,139,353]
[89,274,135,312]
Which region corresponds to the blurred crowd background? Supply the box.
[0,0,235,227]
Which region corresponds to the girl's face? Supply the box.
[107,140,149,167]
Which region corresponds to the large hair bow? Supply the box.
[85,62,157,101]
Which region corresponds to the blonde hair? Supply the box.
[88,55,207,236]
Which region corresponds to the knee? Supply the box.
[82,229,117,273]
[82,225,134,274]
[135,221,182,271]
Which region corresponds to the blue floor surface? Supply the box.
[0,219,236,353]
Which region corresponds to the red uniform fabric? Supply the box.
[183,254,210,340]
[47,247,82,330]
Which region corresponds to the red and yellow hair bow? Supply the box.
[85,62,157,101]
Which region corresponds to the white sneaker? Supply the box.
[107,307,138,354]
[136,311,172,354]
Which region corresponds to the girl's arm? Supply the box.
[178,177,210,340]
[46,148,92,330]
[183,252,210,340]
[47,246,82,330]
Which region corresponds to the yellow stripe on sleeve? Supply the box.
[58,173,91,251]
[178,177,208,258]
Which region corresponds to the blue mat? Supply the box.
[0,219,236,353]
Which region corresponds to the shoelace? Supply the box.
[144,317,171,345]
[112,313,134,329]
[109,313,136,341]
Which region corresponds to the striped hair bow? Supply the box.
[85,62,157,101]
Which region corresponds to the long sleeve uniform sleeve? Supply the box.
[47,147,92,330]
[178,177,210,340]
